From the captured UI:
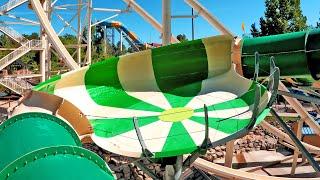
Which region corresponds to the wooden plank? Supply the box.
[224,140,235,168]
[260,121,320,154]
[291,119,303,175]
[192,158,320,180]
[278,82,320,135]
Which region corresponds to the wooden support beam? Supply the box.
[271,109,320,173]
[279,82,320,135]
[232,38,243,75]
[311,103,320,114]
[192,157,320,180]
[290,119,303,176]
[224,140,235,168]
[260,120,320,154]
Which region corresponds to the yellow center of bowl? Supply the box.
[159,107,194,122]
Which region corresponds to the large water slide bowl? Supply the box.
[34,35,276,158]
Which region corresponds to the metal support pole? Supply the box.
[174,156,183,179]
[103,26,107,54]
[40,0,50,82]
[291,119,303,175]
[112,28,115,46]
[162,0,171,45]
[164,156,183,180]
[31,0,79,70]
[270,109,320,174]
[120,31,123,52]
[194,168,211,180]
[115,28,139,51]
[184,0,234,37]
[132,160,159,180]
[132,117,153,157]
[182,105,210,170]
[191,8,194,40]
[278,90,320,104]
[77,0,82,66]
[86,0,92,65]
[122,0,178,43]
[40,43,46,82]
[46,0,52,80]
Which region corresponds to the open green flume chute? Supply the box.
[34,35,275,158]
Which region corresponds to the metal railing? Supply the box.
[0,22,27,43]
[0,0,28,14]
[0,77,32,94]
[0,40,43,71]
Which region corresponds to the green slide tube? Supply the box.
[241,29,320,80]
[0,112,114,180]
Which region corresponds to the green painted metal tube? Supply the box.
[0,112,114,180]
[0,113,81,170]
[241,29,320,80]
[0,146,114,180]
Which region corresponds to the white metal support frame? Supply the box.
[162,0,171,45]
[77,0,82,66]
[122,0,179,43]
[120,30,123,52]
[55,11,80,35]
[86,0,92,65]
[0,0,28,15]
[30,0,79,70]
[184,0,234,37]
[40,0,49,82]
[1,13,40,25]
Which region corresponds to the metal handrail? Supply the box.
[0,77,33,94]
[0,0,28,14]
[0,79,23,94]
[0,22,27,43]
[0,40,42,71]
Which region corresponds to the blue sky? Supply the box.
[2,0,320,43]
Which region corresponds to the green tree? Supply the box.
[288,0,307,32]
[250,23,261,37]
[176,34,188,42]
[250,0,307,37]
[23,32,39,40]
[317,13,320,28]
[113,41,127,56]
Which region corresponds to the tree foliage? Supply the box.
[317,13,320,28]
[251,0,307,37]
[0,24,137,78]
[176,34,188,42]
[250,23,261,37]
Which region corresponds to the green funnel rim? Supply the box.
[0,145,113,179]
[0,112,81,146]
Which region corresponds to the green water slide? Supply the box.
[0,112,114,179]
[242,28,320,80]
[5,28,319,177]
[34,35,277,159]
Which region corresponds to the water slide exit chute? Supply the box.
[0,112,114,179]
[33,35,277,158]
[98,21,145,50]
